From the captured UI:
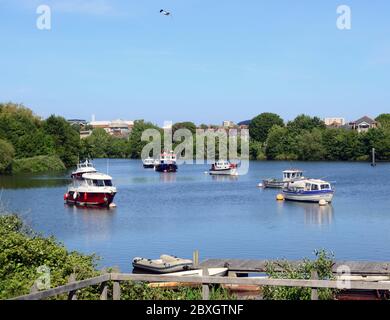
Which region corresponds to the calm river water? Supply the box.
[1,160,390,271]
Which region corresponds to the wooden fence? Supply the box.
[11,271,390,301]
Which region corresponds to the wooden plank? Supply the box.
[200,259,390,275]
[100,282,108,300]
[311,271,319,300]
[202,268,210,300]
[111,273,390,291]
[113,281,121,300]
[11,274,111,301]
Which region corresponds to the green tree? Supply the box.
[0,103,49,158]
[376,113,390,129]
[129,120,161,159]
[295,129,326,161]
[0,139,14,173]
[265,126,298,160]
[172,122,197,135]
[43,115,80,167]
[287,114,326,133]
[249,113,284,142]
[322,129,363,161]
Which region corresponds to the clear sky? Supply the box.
[0,0,389,125]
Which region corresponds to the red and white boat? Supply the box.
[64,172,117,207]
[71,159,97,179]
[209,160,238,176]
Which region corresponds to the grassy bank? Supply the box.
[11,155,66,174]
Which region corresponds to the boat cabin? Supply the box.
[77,160,95,170]
[159,151,177,163]
[305,180,332,191]
[283,170,304,182]
[80,173,113,187]
[287,179,332,192]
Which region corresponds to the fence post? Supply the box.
[193,250,199,268]
[67,273,77,300]
[113,281,121,300]
[311,270,319,300]
[100,282,108,300]
[202,268,210,300]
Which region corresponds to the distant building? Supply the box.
[89,119,134,137]
[349,116,378,133]
[222,120,236,128]
[324,117,345,127]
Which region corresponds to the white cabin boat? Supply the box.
[209,160,238,176]
[65,172,117,207]
[143,157,157,168]
[283,179,334,203]
[263,169,304,188]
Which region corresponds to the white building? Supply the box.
[222,120,236,128]
[324,117,345,127]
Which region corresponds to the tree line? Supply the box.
[1,103,389,175]
[248,113,390,161]
[0,103,79,173]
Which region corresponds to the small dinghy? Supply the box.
[132,255,193,274]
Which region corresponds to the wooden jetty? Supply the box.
[199,259,390,275]
[10,258,390,301]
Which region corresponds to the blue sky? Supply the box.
[0,0,389,125]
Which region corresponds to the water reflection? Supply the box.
[286,202,334,225]
[0,174,70,189]
[64,205,116,242]
[159,173,176,183]
[210,175,239,182]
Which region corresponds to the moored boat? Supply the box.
[283,179,334,203]
[263,169,304,189]
[155,151,178,173]
[132,255,193,274]
[209,160,238,176]
[143,157,157,168]
[71,159,97,179]
[64,172,117,207]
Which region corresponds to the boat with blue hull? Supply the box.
[283,179,334,203]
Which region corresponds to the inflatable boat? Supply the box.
[132,255,193,274]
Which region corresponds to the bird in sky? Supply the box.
[160,9,171,16]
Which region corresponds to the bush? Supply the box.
[263,250,336,300]
[12,155,66,174]
[0,215,99,299]
[0,139,14,173]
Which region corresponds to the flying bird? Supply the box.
[160,9,171,16]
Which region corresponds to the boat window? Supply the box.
[305,183,311,189]
[93,179,104,187]
[311,184,319,191]
[104,180,113,186]
[287,173,291,178]
[321,184,330,190]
